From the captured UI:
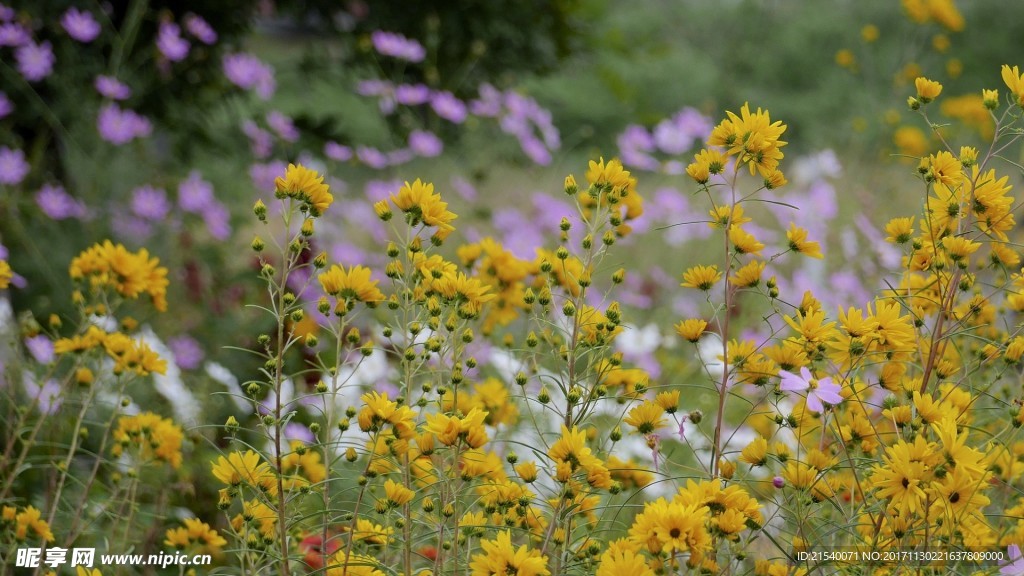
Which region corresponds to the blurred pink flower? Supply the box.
[156,22,189,61]
[61,8,101,42]
[779,367,842,413]
[371,30,425,62]
[16,41,54,82]
[0,146,29,185]
[184,13,217,44]
[95,75,132,100]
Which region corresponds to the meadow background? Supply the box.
[3,0,1024,574]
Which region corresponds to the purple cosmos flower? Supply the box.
[156,22,189,61]
[250,161,287,193]
[0,4,13,21]
[61,8,101,42]
[241,120,273,159]
[386,148,414,166]
[16,41,54,82]
[324,141,352,162]
[451,175,477,201]
[364,179,401,203]
[266,110,299,142]
[430,91,467,123]
[284,422,315,444]
[202,201,231,240]
[356,80,396,114]
[111,212,153,242]
[408,130,443,157]
[470,83,503,117]
[130,185,170,221]
[184,13,217,44]
[0,91,11,118]
[168,335,204,370]
[95,75,131,100]
[26,378,61,414]
[779,366,843,413]
[356,146,388,169]
[25,335,54,364]
[0,147,29,185]
[519,135,551,165]
[395,83,430,105]
[223,53,275,99]
[1002,545,1024,575]
[370,30,425,62]
[0,21,28,46]
[178,171,214,213]
[36,183,87,220]
[653,117,694,155]
[97,104,152,145]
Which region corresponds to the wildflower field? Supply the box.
[5,1,1024,575]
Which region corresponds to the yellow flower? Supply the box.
[596,547,654,576]
[325,551,385,576]
[383,478,415,508]
[470,531,549,576]
[983,88,1000,110]
[274,163,333,216]
[925,150,962,186]
[870,435,940,516]
[111,412,183,468]
[624,401,666,435]
[708,204,752,229]
[763,169,787,190]
[280,441,327,488]
[101,332,167,376]
[786,224,822,258]
[515,461,539,483]
[861,24,879,42]
[318,265,385,305]
[164,518,227,554]
[0,260,11,289]
[69,241,169,312]
[729,260,765,287]
[686,148,728,184]
[424,407,489,448]
[680,265,721,290]
[630,498,711,556]
[1002,64,1024,107]
[655,390,679,413]
[675,318,707,343]
[835,49,855,69]
[740,436,769,467]
[586,157,634,194]
[14,506,54,542]
[782,461,817,491]
[940,235,981,263]
[915,77,942,103]
[729,227,764,255]
[211,450,277,495]
[708,103,787,177]
[884,217,915,244]
[893,125,929,157]
[390,179,457,238]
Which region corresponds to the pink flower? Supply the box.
[778,366,842,413]
[156,22,189,61]
[1003,544,1024,575]
[61,8,101,43]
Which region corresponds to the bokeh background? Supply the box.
[2,0,1024,553]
